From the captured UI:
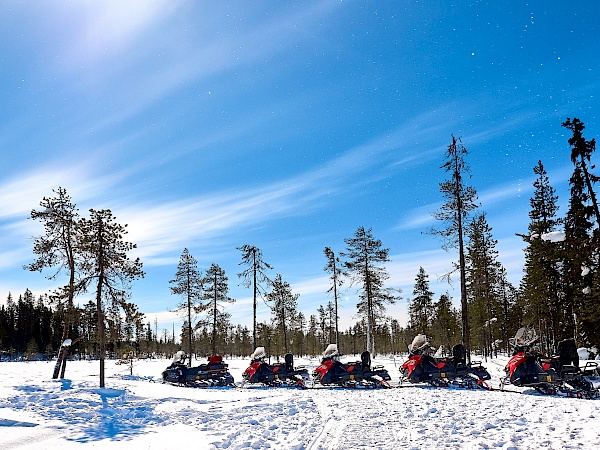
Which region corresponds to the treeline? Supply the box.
[2,118,599,367]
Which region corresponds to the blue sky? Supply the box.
[1,1,599,337]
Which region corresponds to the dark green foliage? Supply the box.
[169,248,203,366]
[265,274,298,354]
[432,136,479,361]
[408,267,434,335]
[201,263,235,355]
[78,209,144,387]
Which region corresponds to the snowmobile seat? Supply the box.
[556,339,579,374]
[284,353,294,371]
[361,351,371,370]
[452,344,467,370]
[209,355,223,365]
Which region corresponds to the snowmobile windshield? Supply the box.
[173,351,186,364]
[323,344,339,358]
[513,327,538,347]
[250,347,267,360]
[409,334,429,353]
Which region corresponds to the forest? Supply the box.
[1,118,599,367]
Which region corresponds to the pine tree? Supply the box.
[169,248,203,366]
[201,263,235,355]
[408,267,434,335]
[323,247,344,349]
[237,245,273,349]
[78,209,144,388]
[265,274,299,354]
[342,226,399,354]
[25,187,82,379]
[432,136,479,361]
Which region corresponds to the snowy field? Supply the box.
[1,355,599,450]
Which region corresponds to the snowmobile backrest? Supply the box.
[557,339,579,369]
[284,353,294,371]
[361,351,371,369]
[452,344,467,367]
[209,355,222,364]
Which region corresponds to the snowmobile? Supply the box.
[312,344,392,388]
[162,351,235,387]
[502,328,599,399]
[400,334,492,389]
[242,347,309,388]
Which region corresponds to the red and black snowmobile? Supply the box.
[242,347,309,388]
[502,328,599,398]
[400,334,492,389]
[162,351,235,387]
[312,344,392,388]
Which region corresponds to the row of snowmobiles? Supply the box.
[161,329,599,398]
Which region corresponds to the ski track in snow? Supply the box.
[0,358,599,449]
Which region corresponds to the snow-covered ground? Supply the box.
[1,354,599,450]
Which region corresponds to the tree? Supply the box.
[519,161,562,347]
[25,187,82,379]
[265,274,299,354]
[465,213,502,359]
[342,226,399,354]
[79,209,144,387]
[408,267,434,335]
[432,135,478,362]
[563,118,600,227]
[202,263,235,355]
[430,293,461,355]
[169,248,203,366]
[237,245,273,349]
[323,247,344,348]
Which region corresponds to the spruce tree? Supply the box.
[265,274,299,354]
[202,263,235,355]
[465,213,502,359]
[519,161,562,348]
[169,248,203,366]
[408,267,434,336]
[432,135,479,362]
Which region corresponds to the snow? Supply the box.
[540,231,566,242]
[1,355,599,449]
